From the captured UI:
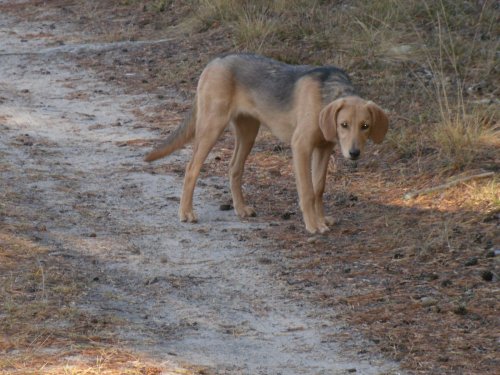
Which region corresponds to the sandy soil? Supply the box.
[0,6,404,375]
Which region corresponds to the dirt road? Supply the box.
[0,8,402,374]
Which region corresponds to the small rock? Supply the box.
[441,279,452,287]
[485,250,495,258]
[420,297,438,307]
[307,236,319,244]
[481,270,493,282]
[389,44,412,55]
[257,257,272,265]
[453,305,468,316]
[129,246,141,255]
[483,212,499,223]
[427,273,439,281]
[467,81,487,96]
[430,305,442,313]
[464,257,478,267]
[88,232,97,238]
[145,276,159,285]
[219,204,232,211]
[269,168,281,177]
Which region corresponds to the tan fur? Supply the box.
[145,58,389,234]
[144,100,197,162]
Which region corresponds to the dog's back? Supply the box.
[216,54,357,108]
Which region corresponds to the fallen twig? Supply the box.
[403,171,495,200]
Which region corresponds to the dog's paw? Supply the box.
[179,210,198,223]
[235,205,257,218]
[324,216,339,226]
[305,221,330,234]
[317,223,330,234]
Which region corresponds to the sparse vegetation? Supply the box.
[0,228,173,374]
[189,0,499,171]
[1,0,498,374]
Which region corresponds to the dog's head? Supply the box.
[319,96,388,160]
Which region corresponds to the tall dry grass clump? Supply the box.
[417,0,499,170]
[349,0,499,171]
[194,0,341,57]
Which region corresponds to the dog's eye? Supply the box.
[361,122,370,130]
[341,122,348,128]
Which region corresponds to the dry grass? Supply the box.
[1,0,498,374]
[414,0,499,171]
[431,109,499,169]
[0,229,184,374]
[0,170,191,374]
[72,2,499,372]
[191,0,499,172]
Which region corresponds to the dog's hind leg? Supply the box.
[230,115,260,218]
[179,106,230,223]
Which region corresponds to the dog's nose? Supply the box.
[349,149,360,159]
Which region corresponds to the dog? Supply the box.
[145,54,388,234]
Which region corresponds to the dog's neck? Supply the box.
[321,81,358,104]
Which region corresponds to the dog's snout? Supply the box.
[349,149,360,159]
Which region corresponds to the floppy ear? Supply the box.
[319,99,344,142]
[366,101,389,144]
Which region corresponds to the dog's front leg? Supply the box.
[291,138,329,234]
[312,144,334,227]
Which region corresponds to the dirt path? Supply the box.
[0,9,402,375]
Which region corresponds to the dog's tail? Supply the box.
[144,100,197,162]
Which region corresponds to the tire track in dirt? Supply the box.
[0,10,402,375]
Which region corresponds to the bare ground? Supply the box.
[1,1,498,375]
[0,4,402,375]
